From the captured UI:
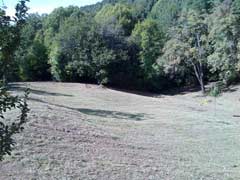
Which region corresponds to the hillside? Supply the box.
[1,82,240,179]
[2,0,240,179]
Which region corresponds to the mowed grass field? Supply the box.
[1,82,240,179]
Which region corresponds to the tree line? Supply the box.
[3,0,240,93]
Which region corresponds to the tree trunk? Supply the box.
[199,76,205,94]
[195,33,205,94]
[192,62,205,94]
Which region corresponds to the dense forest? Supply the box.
[2,0,240,93]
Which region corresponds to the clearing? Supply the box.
[1,82,240,179]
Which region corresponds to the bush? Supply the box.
[209,82,224,97]
[0,85,29,161]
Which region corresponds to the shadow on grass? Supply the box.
[9,84,73,97]
[109,86,202,98]
[161,86,201,96]
[222,86,238,93]
[72,108,145,121]
[108,87,159,98]
[29,97,146,121]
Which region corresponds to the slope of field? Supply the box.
[1,82,240,179]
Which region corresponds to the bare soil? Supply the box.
[1,82,240,180]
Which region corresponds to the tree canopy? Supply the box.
[2,0,240,92]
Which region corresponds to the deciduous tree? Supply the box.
[160,10,209,93]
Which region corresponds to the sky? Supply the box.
[3,0,102,16]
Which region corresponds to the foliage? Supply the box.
[3,0,240,93]
[184,0,215,12]
[0,86,29,161]
[0,0,30,161]
[16,14,51,81]
[0,0,29,83]
[49,13,116,84]
[81,0,157,18]
[131,19,165,89]
[160,10,209,93]
[130,0,157,20]
[209,82,224,97]
[95,3,135,36]
[18,41,51,81]
[207,0,240,85]
[43,6,80,48]
[149,0,183,32]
